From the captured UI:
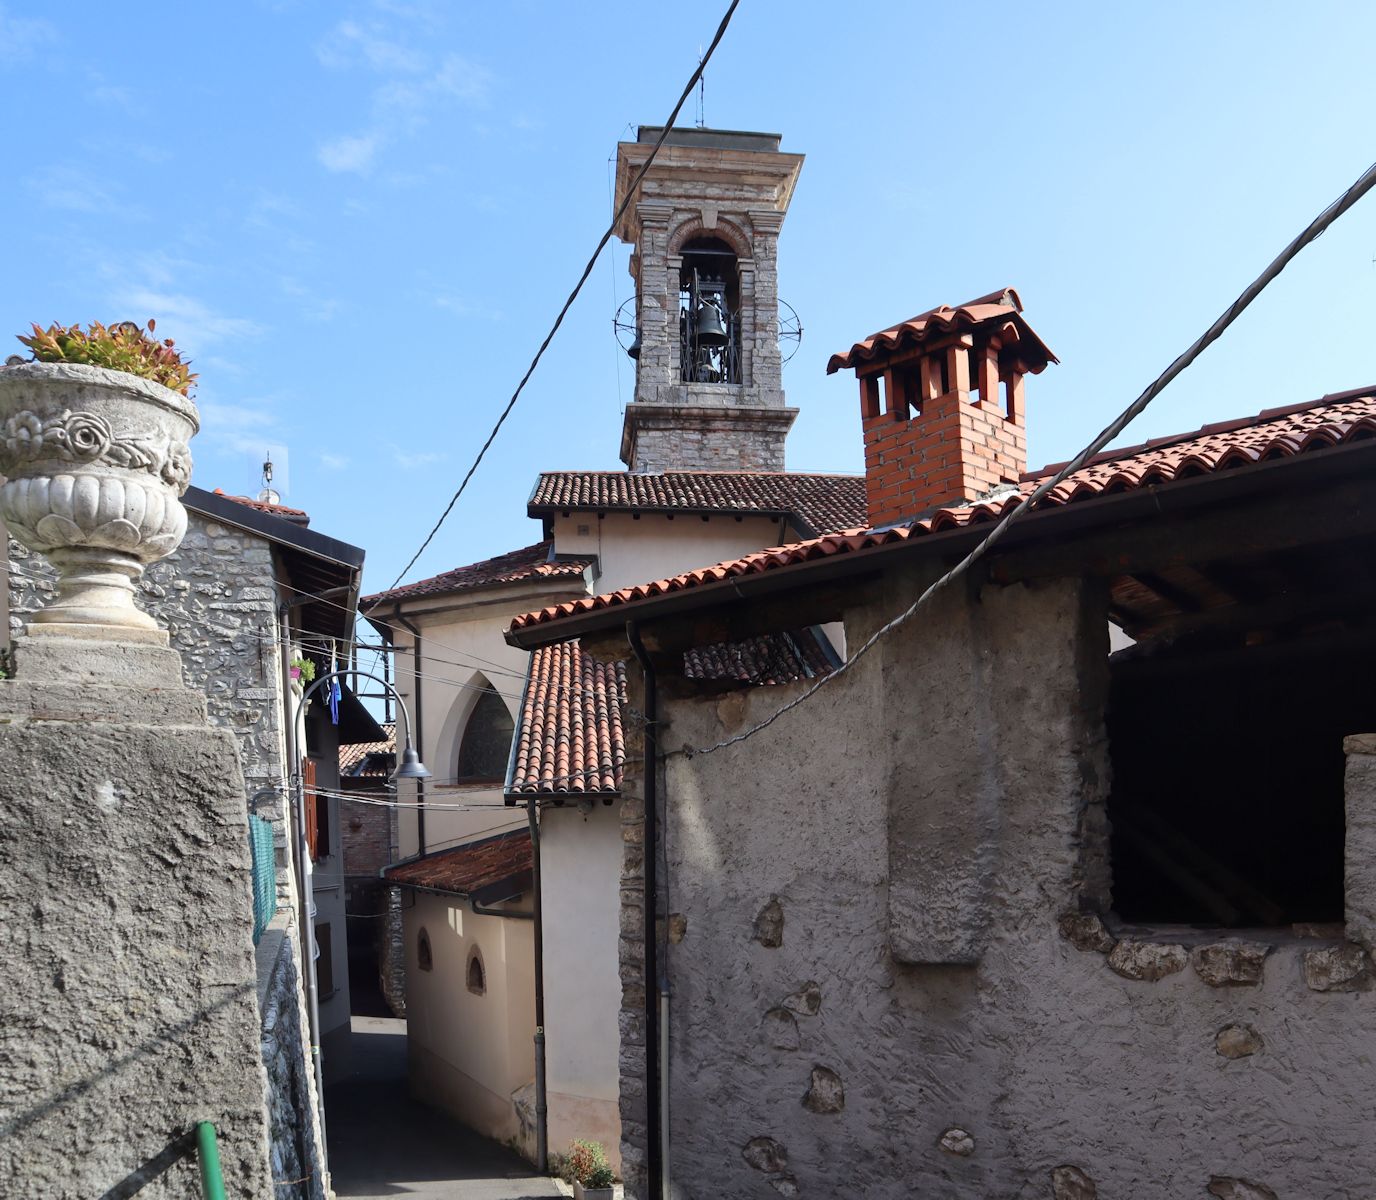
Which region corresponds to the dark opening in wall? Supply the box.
[1106,636,1365,927]
[466,949,485,995]
[417,927,433,972]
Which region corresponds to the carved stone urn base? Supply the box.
[0,361,197,653]
[31,546,166,641]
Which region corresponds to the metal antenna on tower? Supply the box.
[696,46,705,127]
[258,452,280,505]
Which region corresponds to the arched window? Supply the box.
[456,681,514,782]
[679,236,742,385]
[417,928,433,972]
[466,948,485,995]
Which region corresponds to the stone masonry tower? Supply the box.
[614,127,804,472]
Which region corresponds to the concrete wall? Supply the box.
[7,516,292,900]
[0,678,274,1198]
[403,891,536,1146]
[618,571,1376,1198]
[540,802,624,1167]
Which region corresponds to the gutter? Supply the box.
[626,621,666,1200]
[392,609,427,855]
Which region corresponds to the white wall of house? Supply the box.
[404,891,536,1144]
[540,802,625,1166]
[549,512,791,594]
[387,584,566,859]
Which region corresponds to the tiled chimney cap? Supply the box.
[826,287,1058,376]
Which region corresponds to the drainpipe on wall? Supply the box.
[626,621,665,1200]
[392,609,426,854]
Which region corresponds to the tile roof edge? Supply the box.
[1024,385,1376,480]
[383,825,530,873]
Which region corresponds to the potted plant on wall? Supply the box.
[289,656,316,684]
[0,320,198,636]
[567,1140,615,1200]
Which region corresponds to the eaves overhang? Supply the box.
[505,439,1376,650]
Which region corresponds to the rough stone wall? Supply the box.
[0,698,274,1197]
[616,659,651,1197]
[626,405,794,473]
[620,572,1376,1198]
[257,924,328,1199]
[8,514,291,900]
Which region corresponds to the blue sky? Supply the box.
[5,1,1376,596]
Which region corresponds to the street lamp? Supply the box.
[289,668,429,1155]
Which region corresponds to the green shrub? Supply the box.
[566,1139,614,1187]
[16,319,197,395]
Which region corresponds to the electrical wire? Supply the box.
[384,0,743,591]
[676,154,1376,760]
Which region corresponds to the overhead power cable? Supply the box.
[385,0,743,591]
[679,155,1376,759]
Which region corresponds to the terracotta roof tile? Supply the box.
[363,541,594,608]
[826,287,1057,375]
[683,628,836,686]
[213,488,310,524]
[529,471,866,536]
[507,641,626,798]
[339,724,395,778]
[384,829,531,898]
[510,389,1376,633]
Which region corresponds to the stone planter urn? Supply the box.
[0,360,197,642]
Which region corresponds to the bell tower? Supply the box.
[614,127,804,472]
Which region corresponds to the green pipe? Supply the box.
[194,1121,227,1200]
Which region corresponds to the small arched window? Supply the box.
[417,928,433,972]
[456,681,514,782]
[466,949,486,995]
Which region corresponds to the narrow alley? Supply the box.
[326,1017,562,1200]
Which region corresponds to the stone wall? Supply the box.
[257,922,328,1199]
[0,662,275,1197]
[618,571,1376,1197]
[8,511,292,900]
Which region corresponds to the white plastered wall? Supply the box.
[403,890,535,1143]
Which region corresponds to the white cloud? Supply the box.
[389,444,445,468]
[0,6,55,64]
[25,165,125,214]
[320,452,350,470]
[317,18,425,73]
[317,132,379,174]
[314,14,491,175]
[197,400,278,431]
[108,290,263,356]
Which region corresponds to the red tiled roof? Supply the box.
[363,541,594,608]
[340,724,395,778]
[510,388,1376,634]
[683,628,836,686]
[826,287,1057,376]
[384,829,532,898]
[529,471,866,536]
[214,488,310,524]
[508,641,627,797]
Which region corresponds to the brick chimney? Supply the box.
[827,288,1056,528]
